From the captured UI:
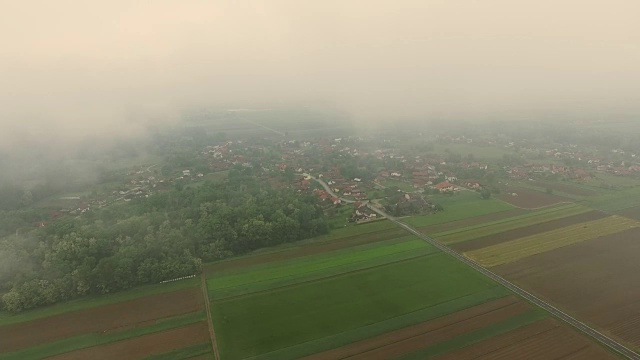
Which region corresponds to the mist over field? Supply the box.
[1,0,639,151]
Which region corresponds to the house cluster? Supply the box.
[200,143,236,171]
[506,164,593,181]
[312,189,341,205]
[349,202,378,223]
[384,192,436,216]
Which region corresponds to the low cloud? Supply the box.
[1,0,639,150]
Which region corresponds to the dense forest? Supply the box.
[0,166,328,312]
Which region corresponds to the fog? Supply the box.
[1,0,639,149]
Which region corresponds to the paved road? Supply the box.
[307,175,358,204]
[366,204,640,360]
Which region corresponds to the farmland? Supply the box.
[497,187,570,209]
[403,191,514,228]
[207,219,617,359]
[0,279,212,360]
[465,215,639,267]
[494,227,640,349]
[431,204,592,246]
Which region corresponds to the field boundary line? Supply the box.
[495,197,575,210]
[200,272,220,360]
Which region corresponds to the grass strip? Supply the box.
[0,312,206,360]
[143,343,212,360]
[398,309,547,359]
[247,287,509,360]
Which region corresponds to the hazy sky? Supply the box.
[1,0,639,148]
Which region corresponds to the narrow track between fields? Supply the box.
[201,272,221,360]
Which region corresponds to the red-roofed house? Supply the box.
[434,181,455,192]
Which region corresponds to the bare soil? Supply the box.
[453,210,607,252]
[0,288,204,353]
[497,188,570,209]
[205,228,408,274]
[494,227,640,348]
[303,296,528,360]
[433,318,617,360]
[46,322,210,360]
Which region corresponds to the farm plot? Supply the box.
[416,208,529,234]
[46,322,210,360]
[453,210,606,253]
[433,204,592,246]
[205,221,403,273]
[494,227,640,348]
[617,205,640,220]
[530,180,599,197]
[0,287,204,354]
[497,187,570,209]
[303,297,545,360]
[433,318,618,360]
[403,194,514,228]
[587,187,640,212]
[465,215,639,267]
[208,236,435,300]
[211,253,508,360]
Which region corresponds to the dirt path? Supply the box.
[201,273,220,360]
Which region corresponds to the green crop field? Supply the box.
[466,215,640,267]
[208,236,436,299]
[211,253,505,360]
[587,187,640,212]
[403,192,514,228]
[434,204,590,245]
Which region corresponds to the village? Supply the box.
[31,124,640,228]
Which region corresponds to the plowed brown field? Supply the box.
[205,227,407,273]
[46,322,210,360]
[498,188,569,209]
[494,227,640,348]
[303,296,529,360]
[433,319,617,360]
[453,210,606,252]
[0,288,204,353]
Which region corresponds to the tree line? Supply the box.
[0,166,328,312]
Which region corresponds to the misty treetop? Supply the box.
[0,166,328,312]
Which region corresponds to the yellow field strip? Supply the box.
[465,215,640,267]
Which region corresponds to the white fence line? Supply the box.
[159,274,197,284]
